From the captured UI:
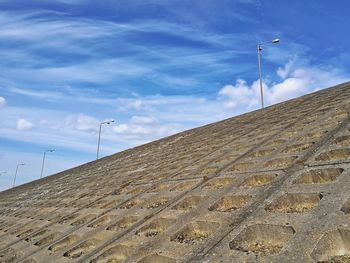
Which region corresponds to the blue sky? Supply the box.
[0,0,349,190]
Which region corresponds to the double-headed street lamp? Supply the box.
[13,163,25,188]
[96,120,114,160]
[40,149,55,179]
[257,38,280,108]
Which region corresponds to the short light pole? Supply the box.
[40,149,55,179]
[13,163,25,188]
[96,120,114,160]
[257,38,280,108]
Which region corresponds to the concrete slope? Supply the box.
[1,81,350,263]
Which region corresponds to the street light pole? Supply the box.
[13,163,25,188]
[257,38,280,109]
[40,149,55,179]
[257,44,264,108]
[96,120,114,160]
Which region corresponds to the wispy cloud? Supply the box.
[8,87,64,100]
[4,85,118,106]
[0,8,258,90]
[2,59,152,84]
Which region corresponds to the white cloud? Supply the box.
[16,118,34,131]
[117,99,143,111]
[73,114,100,132]
[116,95,209,116]
[0,108,112,154]
[0,96,6,108]
[268,64,348,104]
[267,77,309,103]
[277,59,295,79]
[113,117,180,140]
[218,79,259,109]
[113,124,129,134]
[130,115,157,125]
[219,62,349,110]
[1,59,348,166]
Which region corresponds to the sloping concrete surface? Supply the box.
[1,82,350,262]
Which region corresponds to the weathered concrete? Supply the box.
[1,81,350,263]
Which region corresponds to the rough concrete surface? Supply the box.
[1,82,350,263]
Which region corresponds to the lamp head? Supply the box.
[272,38,280,44]
[103,120,115,125]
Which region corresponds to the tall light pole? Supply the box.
[96,120,114,160]
[257,38,280,108]
[13,163,25,188]
[40,149,55,179]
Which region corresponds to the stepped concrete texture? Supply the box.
[1,82,350,263]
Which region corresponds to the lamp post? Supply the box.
[13,163,25,188]
[257,38,280,108]
[96,120,114,160]
[40,149,55,179]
